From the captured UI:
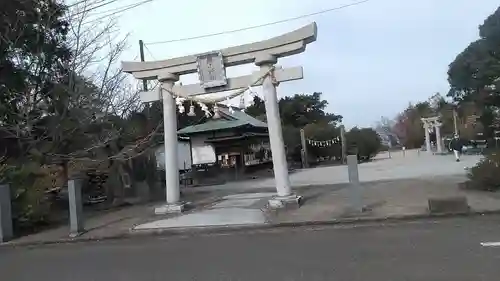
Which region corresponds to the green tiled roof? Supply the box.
[177,107,267,135]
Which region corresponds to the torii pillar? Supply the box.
[122,23,317,212]
[256,54,293,202]
[423,123,432,153]
[435,121,443,154]
[157,73,182,213]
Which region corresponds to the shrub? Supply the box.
[0,163,54,231]
[346,127,382,161]
[467,151,500,191]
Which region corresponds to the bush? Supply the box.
[0,163,55,231]
[346,127,382,161]
[467,151,500,191]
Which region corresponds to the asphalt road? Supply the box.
[2,216,500,281]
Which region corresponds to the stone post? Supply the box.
[347,155,362,212]
[424,124,432,153]
[0,184,13,243]
[155,73,185,214]
[256,54,301,208]
[435,122,443,154]
[340,125,347,164]
[300,128,308,168]
[347,155,360,183]
[68,179,85,237]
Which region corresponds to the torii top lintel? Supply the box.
[421,116,440,123]
[421,116,442,127]
[121,22,317,80]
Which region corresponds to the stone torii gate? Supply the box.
[122,23,317,214]
[421,116,443,154]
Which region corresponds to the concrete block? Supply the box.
[0,184,13,243]
[155,202,186,215]
[268,195,303,209]
[428,196,470,214]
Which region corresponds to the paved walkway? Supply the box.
[2,150,490,245]
[132,175,500,232]
[127,151,489,232]
[187,149,482,192]
[270,175,500,224]
[134,193,274,230]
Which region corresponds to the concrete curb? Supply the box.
[2,209,500,249]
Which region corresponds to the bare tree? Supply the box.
[374,116,400,148]
[66,0,142,118]
[2,1,159,205]
[61,1,160,205]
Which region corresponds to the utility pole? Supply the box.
[300,128,308,168]
[139,40,148,91]
[139,39,153,135]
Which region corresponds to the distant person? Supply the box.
[449,135,462,162]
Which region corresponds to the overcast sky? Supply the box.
[79,0,500,128]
